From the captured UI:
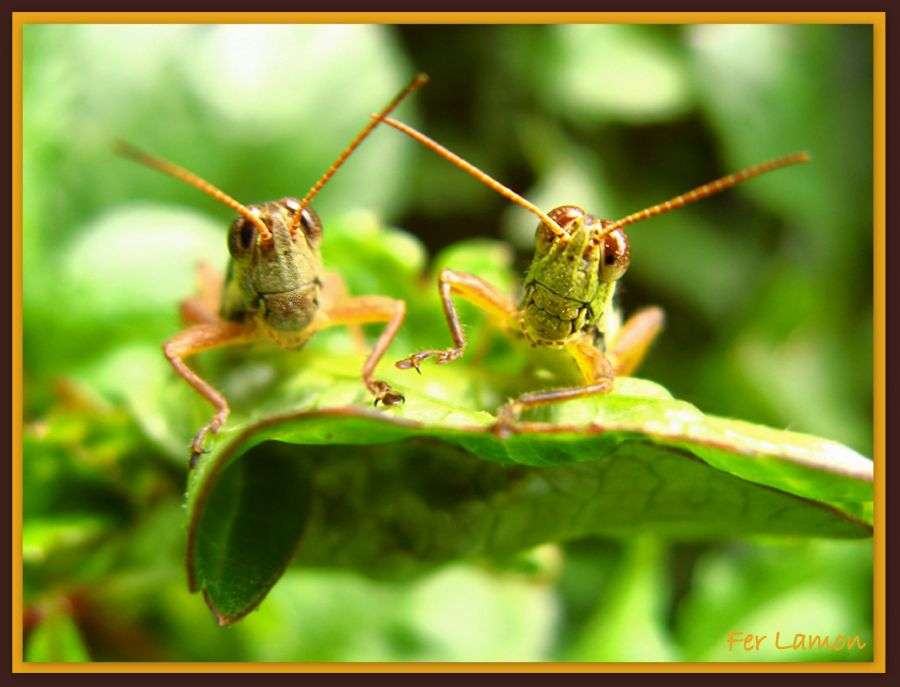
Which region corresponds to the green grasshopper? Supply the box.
[382,116,810,434]
[117,75,428,466]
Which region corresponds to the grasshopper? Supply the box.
[382,116,809,433]
[117,75,428,466]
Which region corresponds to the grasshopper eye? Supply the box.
[284,198,322,245]
[537,205,585,248]
[599,229,630,282]
[297,206,323,246]
[228,217,257,256]
[545,206,585,234]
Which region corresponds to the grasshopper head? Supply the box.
[227,198,324,297]
[222,198,324,343]
[535,205,631,286]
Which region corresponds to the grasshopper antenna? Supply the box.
[378,117,566,237]
[602,152,812,235]
[114,140,273,242]
[290,74,430,233]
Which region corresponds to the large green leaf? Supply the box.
[183,379,871,624]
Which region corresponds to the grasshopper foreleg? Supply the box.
[316,295,407,406]
[179,262,224,326]
[493,333,614,435]
[396,268,518,372]
[163,321,259,466]
[494,307,665,436]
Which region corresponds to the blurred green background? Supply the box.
[22,23,874,662]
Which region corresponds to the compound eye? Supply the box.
[293,205,322,246]
[536,205,586,249]
[299,207,322,239]
[545,205,585,234]
[228,217,257,256]
[281,198,323,245]
[599,229,630,282]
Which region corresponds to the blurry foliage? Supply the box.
[21,23,874,662]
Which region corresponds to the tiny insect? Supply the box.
[381,116,810,434]
[117,75,428,466]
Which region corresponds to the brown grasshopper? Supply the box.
[117,75,428,466]
[381,116,809,434]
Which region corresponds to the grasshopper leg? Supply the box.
[396,268,518,372]
[179,262,224,326]
[319,270,367,353]
[164,321,259,467]
[493,308,665,436]
[493,334,615,437]
[316,295,407,406]
[606,306,665,377]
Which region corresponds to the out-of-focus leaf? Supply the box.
[237,564,557,661]
[23,516,111,565]
[25,206,225,387]
[25,606,90,662]
[540,25,693,124]
[22,24,413,254]
[682,23,873,457]
[395,564,557,661]
[566,538,679,661]
[675,540,873,661]
[687,24,872,235]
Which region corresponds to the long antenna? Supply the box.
[603,152,811,234]
[378,117,566,236]
[115,141,272,241]
[290,74,430,234]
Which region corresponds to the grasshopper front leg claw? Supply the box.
[491,401,525,440]
[396,347,463,373]
[369,380,405,407]
[189,410,228,468]
[188,445,207,470]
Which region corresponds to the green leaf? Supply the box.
[25,607,90,662]
[189,444,313,625]
[23,515,111,565]
[539,25,693,124]
[184,389,871,623]
[566,538,679,661]
[236,564,557,661]
[675,540,873,661]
